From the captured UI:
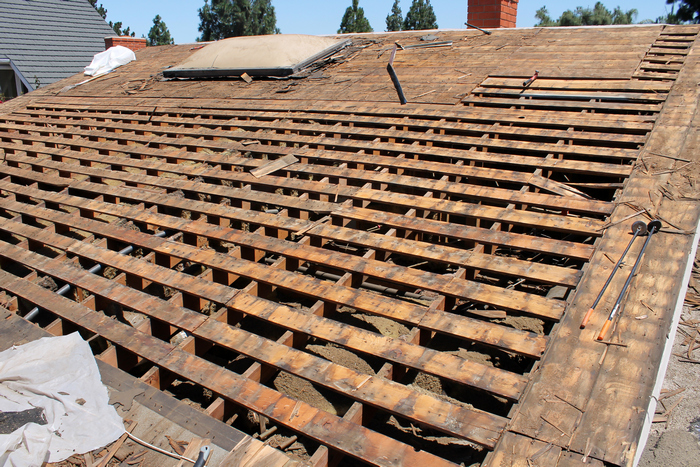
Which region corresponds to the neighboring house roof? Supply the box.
[0,0,115,90]
[0,25,699,467]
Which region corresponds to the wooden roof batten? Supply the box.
[0,24,698,467]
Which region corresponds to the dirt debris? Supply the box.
[273,371,338,416]
[36,276,58,292]
[492,315,544,334]
[306,343,375,375]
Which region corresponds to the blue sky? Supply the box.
[95,0,680,44]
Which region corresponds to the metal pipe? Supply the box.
[465,22,492,35]
[580,220,647,329]
[24,230,169,322]
[598,220,662,341]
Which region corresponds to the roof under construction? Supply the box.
[0,24,699,467]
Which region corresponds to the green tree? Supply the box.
[403,0,438,30]
[386,0,403,31]
[534,2,637,26]
[198,0,280,42]
[338,0,373,34]
[534,6,557,26]
[88,0,107,19]
[89,0,136,36]
[669,0,699,22]
[110,21,135,37]
[148,15,174,46]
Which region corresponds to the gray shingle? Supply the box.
[0,0,117,89]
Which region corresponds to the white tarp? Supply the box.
[0,332,125,466]
[84,45,135,76]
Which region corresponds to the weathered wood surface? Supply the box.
[0,271,460,466]
[490,24,700,467]
[0,241,508,445]
[0,24,696,467]
[0,191,548,359]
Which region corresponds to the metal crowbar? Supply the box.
[597,220,662,341]
[580,220,647,328]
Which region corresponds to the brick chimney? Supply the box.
[468,0,518,29]
[104,36,147,53]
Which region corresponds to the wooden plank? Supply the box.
[307,223,582,287]
[463,96,662,112]
[0,197,549,360]
[333,206,595,260]
[0,248,510,445]
[504,44,700,465]
[1,153,336,214]
[0,273,460,467]
[180,220,568,320]
[0,116,642,163]
[11,107,651,146]
[351,188,604,236]
[24,98,659,130]
[250,155,298,178]
[0,208,534,396]
[529,175,590,199]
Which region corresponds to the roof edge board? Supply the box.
[633,214,700,466]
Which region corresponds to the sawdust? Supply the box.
[102,266,119,280]
[351,312,410,338]
[36,276,58,292]
[451,349,493,367]
[113,218,140,231]
[306,343,375,375]
[273,372,338,416]
[492,315,544,334]
[412,372,444,395]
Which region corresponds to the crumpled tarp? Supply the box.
[84,45,136,76]
[0,332,126,466]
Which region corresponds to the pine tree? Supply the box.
[109,21,136,37]
[386,0,403,31]
[338,0,373,34]
[148,15,174,46]
[88,0,107,20]
[198,0,280,42]
[403,0,438,30]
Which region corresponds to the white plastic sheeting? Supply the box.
[84,45,135,76]
[0,332,125,466]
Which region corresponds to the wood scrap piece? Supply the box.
[166,435,188,456]
[659,387,686,401]
[294,215,331,237]
[528,174,590,199]
[95,420,137,467]
[241,73,253,84]
[175,437,210,467]
[250,155,298,178]
[219,437,290,467]
[121,450,146,465]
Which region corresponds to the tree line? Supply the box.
[90,0,439,45]
[89,0,173,45]
[536,1,700,26]
[89,0,700,47]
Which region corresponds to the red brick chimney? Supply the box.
[468,0,518,29]
[104,36,147,53]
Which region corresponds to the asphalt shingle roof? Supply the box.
[0,0,116,89]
